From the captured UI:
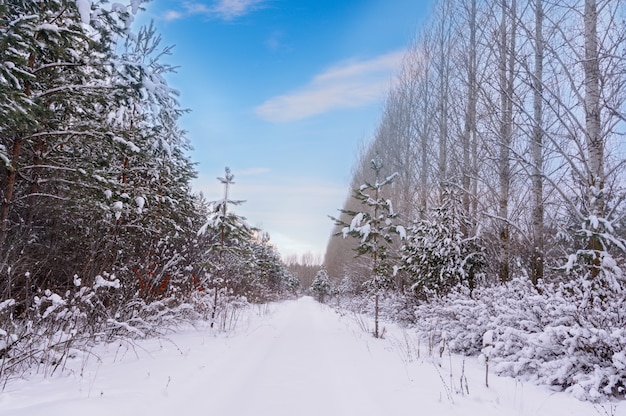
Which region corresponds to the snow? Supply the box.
[35,291,67,319]
[135,196,145,213]
[76,0,91,25]
[112,136,140,153]
[112,201,123,219]
[359,222,371,242]
[93,274,120,289]
[483,330,494,346]
[36,23,60,32]
[588,215,599,230]
[0,298,15,312]
[350,212,363,230]
[160,137,172,157]
[0,297,621,416]
[130,0,142,15]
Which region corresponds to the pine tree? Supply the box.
[401,188,485,298]
[198,167,255,326]
[310,267,331,303]
[331,156,401,338]
[0,0,144,298]
[104,21,198,300]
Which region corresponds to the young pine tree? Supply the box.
[331,157,402,338]
[401,187,485,299]
[197,167,255,326]
[310,267,331,303]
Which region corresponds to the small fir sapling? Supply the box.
[330,155,403,338]
[197,167,255,328]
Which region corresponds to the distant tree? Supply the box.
[310,268,331,303]
[285,251,321,289]
[246,232,298,301]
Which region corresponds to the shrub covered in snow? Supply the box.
[412,277,626,401]
[0,273,238,383]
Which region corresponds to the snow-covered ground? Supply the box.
[0,297,622,416]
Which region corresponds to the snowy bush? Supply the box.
[411,276,626,401]
[0,273,211,384]
[335,290,418,327]
[0,274,120,380]
[189,288,249,332]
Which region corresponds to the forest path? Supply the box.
[189,296,409,416]
[0,297,612,416]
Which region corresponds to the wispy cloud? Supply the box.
[164,10,183,20]
[238,167,270,176]
[163,0,265,21]
[254,50,404,123]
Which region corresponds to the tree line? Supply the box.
[323,0,626,399]
[0,0,296,380]
[326,0,625,296]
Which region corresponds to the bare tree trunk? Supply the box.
[462,0,478,236]
[498,0,516,283]
[419,42,432,217]
[437,6,450,199]
[373,171,380,339]
[420,88,430,217]
[583,0,604,276]
[530,0,545,286]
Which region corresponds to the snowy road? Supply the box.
[0,297,620,416]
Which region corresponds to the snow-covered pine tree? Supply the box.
[310,267,331,303]
[401,187,485,298]
[0,0,146,299]
[243,232,278,301]
[103,21,198,301]
[330,156,401,338]
[197,167,255,326]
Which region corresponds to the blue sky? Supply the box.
[138,0,433,260]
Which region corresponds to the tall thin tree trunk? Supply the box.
[583,0,604,276]
[462,0,477,236]
[531,0,545,286]
[373,171,380,339]
[0,49,35,250]
[419,56,430,217]
[438,11,449,199]
[498,0,516,283]
[26,138,44,228]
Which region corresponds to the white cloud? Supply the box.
[238,167,270,176]
[264,31,284,52]
[210,0,265,20]
[163,10,183,21]
[163,0,265,21]
[254,50,404,123]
